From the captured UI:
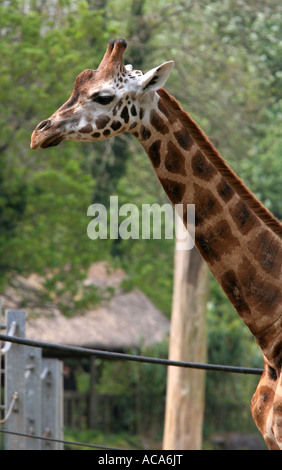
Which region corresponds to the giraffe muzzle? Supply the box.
[30,119,64,149]
[40,134,64,148]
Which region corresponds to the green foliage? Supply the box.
[0,0,115,296]
[96,341,168,437]
[244,103,282,219]
[64,428,142,450]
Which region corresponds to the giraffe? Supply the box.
[31,38,282,449]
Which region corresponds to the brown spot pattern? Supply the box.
[159,178,186,204]
[140,125,151,141]
[129,122,137,130]
[111,120,122,131]
[79,123,93,133]
[165,141,186,175]
[216,178,235,202]
[192,150,217,181]
[248,230,282,276]
[139,108,145,120]
[174,129,193,150]
[230,200,257,235]
[150,109,169,134]
[238,257,281,317]
[147,140,161,168]
[194,184,223,226]
[131,105,137,116]
[96,115,110,129]
[196,220,240,264]
[121,106,129,123]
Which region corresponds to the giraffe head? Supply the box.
[30,38,174,149]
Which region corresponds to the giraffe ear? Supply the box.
[140,61,174,92]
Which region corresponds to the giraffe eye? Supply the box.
[91,94,114,105]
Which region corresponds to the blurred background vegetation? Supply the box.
[0,0,281,448]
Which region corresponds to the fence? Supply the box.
[0,304,264,450]
[1,309,63,450]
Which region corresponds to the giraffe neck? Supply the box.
[131,88,282,368]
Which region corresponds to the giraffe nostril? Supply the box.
[36,119,51,131]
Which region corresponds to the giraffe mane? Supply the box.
[158,88,282,238]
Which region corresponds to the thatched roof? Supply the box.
[1,262,170,351]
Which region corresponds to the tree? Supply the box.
[0,1,113,297]
[163,242,208,450]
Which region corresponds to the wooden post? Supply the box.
[163,224,209,449]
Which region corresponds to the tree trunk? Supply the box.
[163,230,209,450]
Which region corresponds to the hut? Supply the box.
[1,262,170,430]
[1,261,169,350]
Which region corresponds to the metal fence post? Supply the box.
[25,346,42,450]
[4,310,26,450]
[41,358,64,450]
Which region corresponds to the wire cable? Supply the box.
[0,333,264,375]
[0,428,126,450]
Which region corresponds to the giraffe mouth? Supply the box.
[30,130,64,149]
[40,134,64,148]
